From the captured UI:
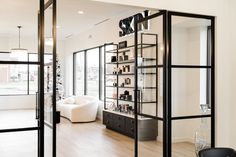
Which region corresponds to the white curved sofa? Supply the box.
[57,95,99,123]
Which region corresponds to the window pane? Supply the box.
[29,65,39,94]
[0,52,27,62]
[172,118,211,157]
[28,54,52,94]
[87,48,99,97]
[171,16,212,66]
[75,51,85,95]
[28,53,52,64]
[172,68,211,117]
[0,64,28,95]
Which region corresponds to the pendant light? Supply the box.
[11,26,28,58]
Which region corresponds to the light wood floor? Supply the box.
[0,110,196,157]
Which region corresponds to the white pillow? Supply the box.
[63,97,75,104]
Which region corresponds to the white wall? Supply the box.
[92,0,236,149]
[228,0,236,149]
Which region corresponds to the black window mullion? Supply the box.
[27,54,30,95]
[73,45,106,99]
[73,53,76,95]
[98,46,102,100]
[206,26,212,106]
[84,50,87,95]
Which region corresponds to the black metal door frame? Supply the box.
[134,10,167,157]
[39,0,57,157]
[167,11,215,157]
[0,1,46,157]
[134,10,215,157]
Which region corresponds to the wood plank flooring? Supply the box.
[0,110,196,157]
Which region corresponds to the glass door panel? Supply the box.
[44,0,57,157]
[135,11,165,157]
[0,0,41,157]
[169,13,215,157]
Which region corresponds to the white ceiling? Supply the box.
[0,0,39,37]
[0,0,145,40]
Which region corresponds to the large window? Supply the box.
[73,46,104,99]
[0,64,28,95]
[74,51,85,95]
[87,48,100,97]
[0,52,52,95]
[0,52,37,95]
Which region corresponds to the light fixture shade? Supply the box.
[10,26,28,60]
[11,48,28,53]
[10,48,28,59]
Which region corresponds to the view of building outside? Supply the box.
[0,64,28,95]
[87,48,99,97]
[75,51,85,95]
[0,53,52,95]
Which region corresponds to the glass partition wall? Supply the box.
[169,12,215,157]
[134,11,215,157]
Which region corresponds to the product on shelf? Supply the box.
[111,56,117,62]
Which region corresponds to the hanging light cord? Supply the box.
[17,26,22,48]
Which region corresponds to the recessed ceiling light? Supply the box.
[77,11,84,14]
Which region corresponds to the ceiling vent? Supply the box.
[94,18,110,26]
[65,34,73,39]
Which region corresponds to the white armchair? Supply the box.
[57,95,99,123]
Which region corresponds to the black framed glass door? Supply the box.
[168,12,215,157]
[0,0,46,157]
[134,11,166,157]
[134,10,215,157]
[41,0,57,157]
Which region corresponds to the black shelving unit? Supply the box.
[136,33,159,117]
[103,34,158,140]
[104,34,158,112]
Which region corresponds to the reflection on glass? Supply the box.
[137,68,158,117]
[194,108,211,156]
[138,119,162,157]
